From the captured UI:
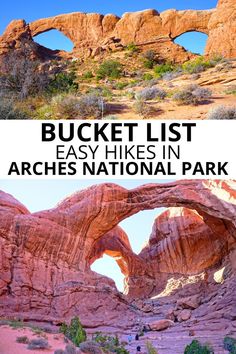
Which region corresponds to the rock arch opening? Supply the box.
[120,207,167,255]
[91,254,125,292]
[174,31,208,55]
[33,29,74,52]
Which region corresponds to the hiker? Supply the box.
[127,334,132,344]
[143,325,148,333]
[136,345,141,352]
[135,334,139,341]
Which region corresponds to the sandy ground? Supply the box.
[0,326,66,354]
[101,63,236,119]
[106,94,236,120]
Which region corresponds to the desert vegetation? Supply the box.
[0,40,235,119]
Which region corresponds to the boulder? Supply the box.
[177,309,192,322]
[148,319,174,331]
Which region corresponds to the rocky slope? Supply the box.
[0,0,235,62]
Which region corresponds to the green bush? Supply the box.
[143,60,154,69]
[146,341,158,354]
[96,60,123,80]
[126,43,139,53]
[154,63,174,77]
[34,104,55,120]
[0,100,29,120]
[223,336,236,353]
[89,86,113,99]
[92,332,129,354]
[82,71,94,80]
[181,56,222,74]
[184,340,214,354]
[143,50,157,69]
[225,85,236,96]
[47,72,79,94]
[143,73,154,81]
[60,317,87,347]
[115,82,128,90]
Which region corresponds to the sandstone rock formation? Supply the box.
[0,0,235,62]
[0,179,236,332]
[205,0,236,58]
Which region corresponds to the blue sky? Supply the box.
[0,179,173,291]
[0,0,217,54]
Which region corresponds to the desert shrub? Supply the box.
[0,99,29,120]
[182,56,222,74]
[143,78,160,87]
[96,60,123,80]
[133,100,153,118]
[143,50,156,61]
[143,50,157,69]
[172,89,196,105]
[0,41,50,99]
[146,341,158,354]
[161,70,182,81]
[47,71,79,94]
[154,63,174,77]
[135,87,167,101]
[82,71,94,79]
[207,105,236,120]
[60,317,86,347]
[191,73,201,80]
[192,87,212,100]
[223,336,236,353]
[65,344,79,354]
[142,73,154,81]
[173,84,212,105]
[79,341,103,354]
[126,89,135,99]
[27,338,49,350]
[143,60,154,69]
[54,346,80,354]
[76,93,106,119]
[225,85,236,95]
[184,340,214,354]
[52,94,79,119]
[34,104,55,120]
[7,319,24,329]
[16,336,29,344]
[88,86,113,99]
[92,333,129,354]
[126,43,139,53]
[104,115,119,120]
[115,82,128,90]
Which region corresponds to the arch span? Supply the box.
[33,29,74,52]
